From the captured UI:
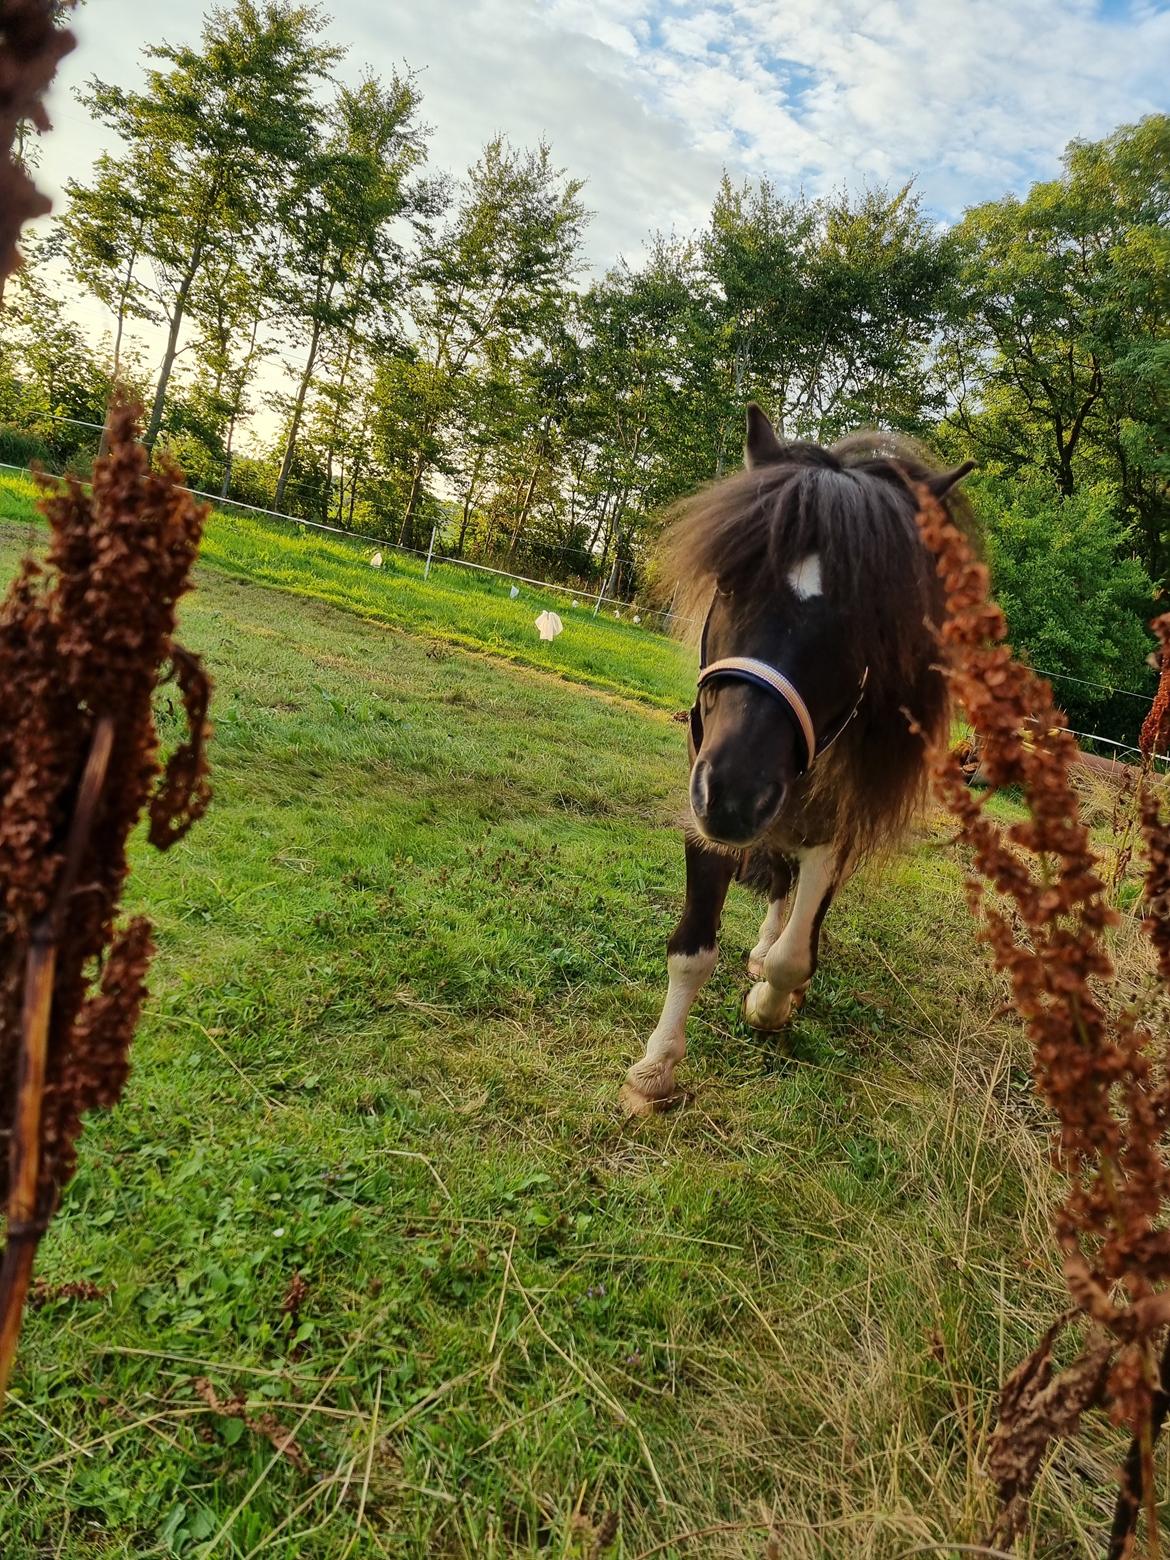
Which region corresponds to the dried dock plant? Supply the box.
[1,0,211,1409]
[915,486,1170,1557]
[0,0,75,294]
[0,396,211,1401]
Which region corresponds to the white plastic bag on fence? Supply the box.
[535,610,563,641]
[509,585,520,599]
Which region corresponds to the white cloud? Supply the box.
[344,0,724,270]
[34,0,1170,277]
[582,0,1170,215]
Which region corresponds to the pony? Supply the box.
[621,404,975,1116]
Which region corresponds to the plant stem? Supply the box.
[0,717,115,1408]
[1108,1331,1170,1560]
[0,940,54,1402]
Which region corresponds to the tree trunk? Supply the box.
[399,453,427,548]
[339,407,372,524]
[323,299,362,496]
[507,463,541,558]
[144,238,206,452]
[586,478,616,558]
[323,366,350,521]
[456,493,474,556]
[111,269,131,379]
[481,495,503,557]
[507,415,552,558]
[274,315,325,514]
[456,451,485,555]
[598,479,633,581]
[217,305,262,497]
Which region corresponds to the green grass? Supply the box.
[0,471,694,711]
[0,480,1139,1557]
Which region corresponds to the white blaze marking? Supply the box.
[787,554,822,599]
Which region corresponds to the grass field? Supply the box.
[0,473,1149,1557]
[0,471,694,711]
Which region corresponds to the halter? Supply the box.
[690,606,869,774]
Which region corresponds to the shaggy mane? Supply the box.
[658,430,977,858]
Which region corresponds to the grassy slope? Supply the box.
[0,481,1132,1557]
[0,472,694,711]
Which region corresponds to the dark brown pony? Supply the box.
[621,405,975,1115]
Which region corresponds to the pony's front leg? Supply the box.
[747,855,794,979]
[621,837,737,1116]
[744,844,840,1032]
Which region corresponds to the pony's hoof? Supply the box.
[619,1082,682,1117]
[743,982,794,1032]
[620,1061,683,1117]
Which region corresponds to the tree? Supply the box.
[271,68,433,512]
[701,175,816,468]
[568,238,717,581]
[69,1,340,449]
[809,185,958,438]
[944,115,1170,578]
[0,244,117,464]
[388,136,587,548]
[700,177,955,464]
[186,243,281,496]
[973,471,1155,740]
[59,153,159,381]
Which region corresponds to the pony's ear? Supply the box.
[928,460,977,499]
[744,403,783,469]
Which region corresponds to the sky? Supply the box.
[37,0,1170,277]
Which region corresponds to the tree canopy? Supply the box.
[2,1,1166,741]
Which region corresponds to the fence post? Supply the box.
[424,525,438,580]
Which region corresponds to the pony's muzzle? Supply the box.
[689,758,784,847]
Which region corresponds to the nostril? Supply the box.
[690,758,712,817]
[754,782,784,824]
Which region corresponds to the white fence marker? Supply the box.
[423,525,438,580]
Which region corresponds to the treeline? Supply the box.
[0,1,1167,737]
